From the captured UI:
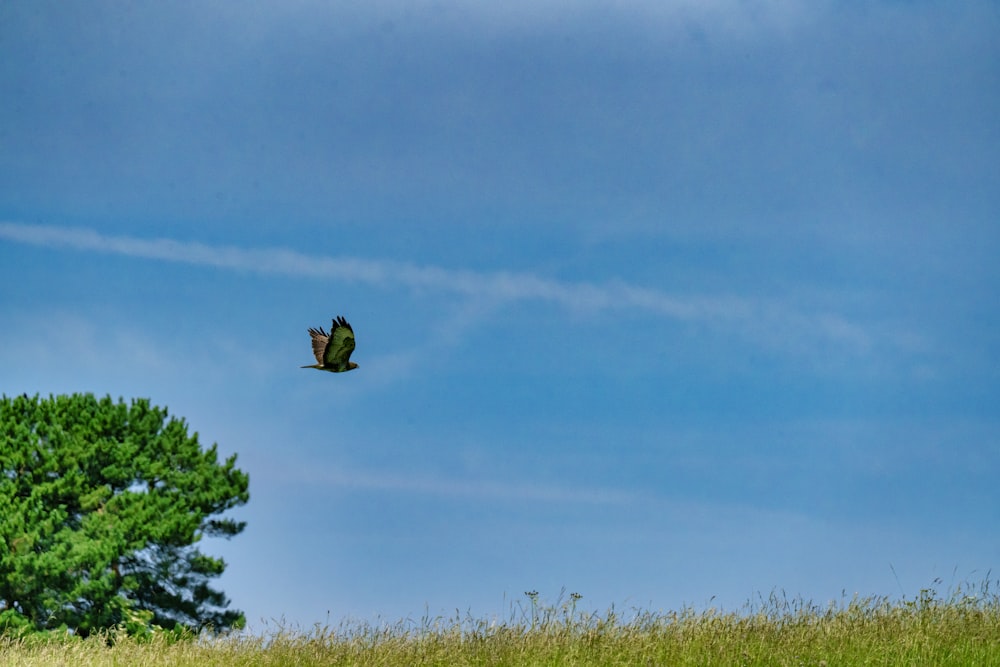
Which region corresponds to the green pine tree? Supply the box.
[0,393,249,636]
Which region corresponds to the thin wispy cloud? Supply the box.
[0,221,886,355]
[0,221,700,315]
[298,466,639,506]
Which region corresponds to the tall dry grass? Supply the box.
[3,581,998,666]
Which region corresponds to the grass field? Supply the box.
[3,583,999,666]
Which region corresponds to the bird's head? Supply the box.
[348,362,359,371]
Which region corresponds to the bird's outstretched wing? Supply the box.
[323,316,356,370]
[307,327,331,365]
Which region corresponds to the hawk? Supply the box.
[301,316,359,372]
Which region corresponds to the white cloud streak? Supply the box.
[0,221,878,353]
[297,466,639,506]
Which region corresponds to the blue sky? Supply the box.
[1,0,998,630]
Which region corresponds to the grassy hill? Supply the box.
[3,583,999,666]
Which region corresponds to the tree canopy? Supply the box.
[0,393,249,636]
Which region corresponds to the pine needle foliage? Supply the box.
[0,393,249,637]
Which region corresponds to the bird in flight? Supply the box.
[301,315,359,372]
